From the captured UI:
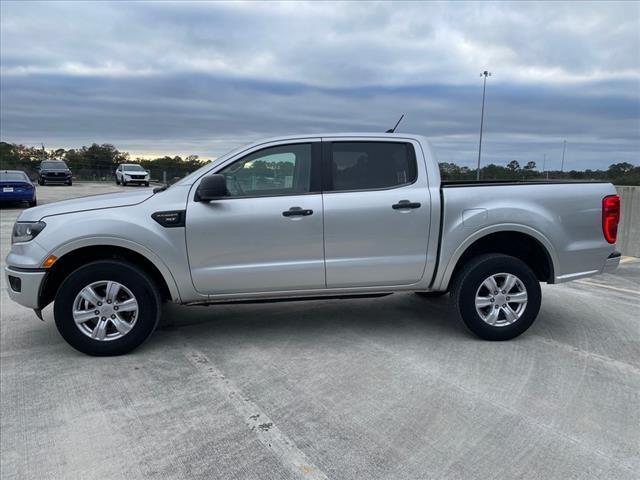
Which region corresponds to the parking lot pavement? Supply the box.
[1,183,639,480]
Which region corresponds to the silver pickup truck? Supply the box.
[5,133,621,355]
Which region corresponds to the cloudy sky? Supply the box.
[1,1,639,170]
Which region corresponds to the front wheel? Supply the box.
[451,254,541,341]
[54,260,161,355]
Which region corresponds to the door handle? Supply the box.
[392,200,421,210]
[282,207,313,217]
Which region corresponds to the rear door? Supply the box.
[322,139,431,288]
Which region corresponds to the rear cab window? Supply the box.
[326,141,417,191]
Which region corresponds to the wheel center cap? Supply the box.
[101,305,114,316]
[495,294,507,305]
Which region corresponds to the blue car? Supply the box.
[0,170,37,207]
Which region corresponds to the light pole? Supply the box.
[542,153,548,179]
[560,139,567,174]
[476,70,491,180]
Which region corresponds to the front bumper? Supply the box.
[123,177,149,183]
[5,266,46,309]
[41,174,71,183]
[603,251,621,274]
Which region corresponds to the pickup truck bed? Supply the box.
[434,180,619,290]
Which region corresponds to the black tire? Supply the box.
[415,291,448,298]
[28,198,37,207]
[116,178,120,185]
[451,254,541,341]
[122,180,127,186]
[39,178,45,186]
[54,260,161,356]
[67,180,72,186]
[145,182,149,187]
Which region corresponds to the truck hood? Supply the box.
[19,189,154,222]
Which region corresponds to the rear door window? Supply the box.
[327,142,417,191]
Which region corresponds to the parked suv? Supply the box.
[115,164,150,186]
[5,133,621,356]
[38,160,72,185]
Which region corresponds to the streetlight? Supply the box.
[560,139,567,174]
[476,70,492,180]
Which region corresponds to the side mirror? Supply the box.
[195,174,229,202]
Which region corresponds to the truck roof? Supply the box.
[252,132,428,143]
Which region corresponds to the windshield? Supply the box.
[41,161,68,170]
[123,164,145,172]
[0,172,29,182]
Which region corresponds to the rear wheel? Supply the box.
[116,177,120,185]
[54,260,161,356]
[28,197,37,207]
[451,254,541,341]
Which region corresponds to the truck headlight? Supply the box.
[12,221,46,244]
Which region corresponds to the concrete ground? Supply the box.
[1,182,639,480]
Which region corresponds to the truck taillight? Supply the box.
[602,195,620,244]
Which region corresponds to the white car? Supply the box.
[115,164,150,186]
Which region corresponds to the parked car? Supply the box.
[38,160,72,185]
[5,133,621,356]
[115,164,150,186]
[0,170,37,207]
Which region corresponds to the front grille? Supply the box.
[130,175,145,179]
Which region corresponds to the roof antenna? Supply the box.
[386,114,404,133]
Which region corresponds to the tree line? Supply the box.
[0,142,208,182]
[1,141,638,185]
[440,159,639,185]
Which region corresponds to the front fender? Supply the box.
[49,236,182,302]
[32,205,197,302]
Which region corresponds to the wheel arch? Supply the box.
[437,225,558,291]
[39,239,181,310]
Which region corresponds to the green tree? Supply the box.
[523,161,537,178]
[506,160,520,173]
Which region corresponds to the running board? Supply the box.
[186,292,394,306]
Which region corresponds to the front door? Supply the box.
[186,141,325,295]
[322,139,431,288]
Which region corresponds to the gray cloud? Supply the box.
[1,1,638,169]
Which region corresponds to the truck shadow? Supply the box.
[157,292,470,342]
